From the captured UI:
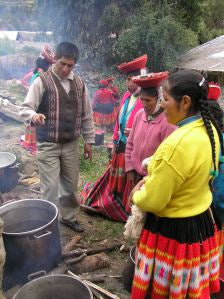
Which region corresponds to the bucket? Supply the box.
[122,246,136,292]
[95,130,105,146]
[12,274,93,299]
[0,199,62,290]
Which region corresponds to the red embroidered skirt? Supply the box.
[93,108,117,126]
[131,210,224,299]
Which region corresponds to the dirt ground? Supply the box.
[0,121,131,299]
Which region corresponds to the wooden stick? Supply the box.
[62,242,123,259]
[64,253,86,265]
[67,270,120,299]
[30,189,41,195]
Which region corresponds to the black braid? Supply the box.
[199,98,217,173]
[208,109,224,156]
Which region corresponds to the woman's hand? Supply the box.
[124,127,131,136]
[126,170,136,186]
[128,179,145,208]
[111,143,116,157]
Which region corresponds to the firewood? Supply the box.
[64,253,86,265]
[62,242,123,259]
[68,253,110,274]
[63,235,82,253]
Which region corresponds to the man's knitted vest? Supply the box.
[36,70,85,143]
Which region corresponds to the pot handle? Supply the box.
[33,230,52,239]
[9,163,20,169]
[27,270,47,281]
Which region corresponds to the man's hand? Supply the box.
[31,113,46,126]
[84,143,92,161]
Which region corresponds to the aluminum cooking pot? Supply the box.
[0,152,16,169]
[0,152,18,192]
[12,274,93,299]
[0,199,62,290]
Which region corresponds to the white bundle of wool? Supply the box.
[124,204,146,242]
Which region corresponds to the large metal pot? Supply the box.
[0,152,18,192]
[0,199,62,290]
[13,274,93,299]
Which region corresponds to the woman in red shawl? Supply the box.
[92,79,117,130]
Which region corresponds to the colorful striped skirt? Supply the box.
[131,209,224,299]
[93,103,117,126]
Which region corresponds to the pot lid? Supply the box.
[0,152,16,168]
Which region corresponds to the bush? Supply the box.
[114,5,198,72]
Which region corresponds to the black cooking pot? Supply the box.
[0,199,62,290]
[122,246,136,292]
[12,274,93,299]
[0,152,18,192]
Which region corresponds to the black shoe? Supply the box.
[60,219,84,233]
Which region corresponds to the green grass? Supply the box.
[79,139,110,186]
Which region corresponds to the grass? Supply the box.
[79,137,110,186]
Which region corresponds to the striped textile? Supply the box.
[79,165,129,222]
[131,225,224,299]
[109,152,126,192]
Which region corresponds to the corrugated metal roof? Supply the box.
[0,31,18,40]
[178,35,224,72]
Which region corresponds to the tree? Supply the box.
[114,2,198,71]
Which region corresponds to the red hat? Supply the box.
[208,82,221,101]
[117,54,148,74]
[132,72,169,88]
[40,46,56,64]
[99,79,108,87]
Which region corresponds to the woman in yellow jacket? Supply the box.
[130,70,224,299]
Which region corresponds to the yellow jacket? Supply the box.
[133,119,220,218]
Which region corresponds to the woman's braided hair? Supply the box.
[167,69,224,175]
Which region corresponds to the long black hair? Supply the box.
[166,69,224,175]
[33,57,50,74]
[208,101,224,132]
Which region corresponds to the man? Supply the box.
[20,42,95,232]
